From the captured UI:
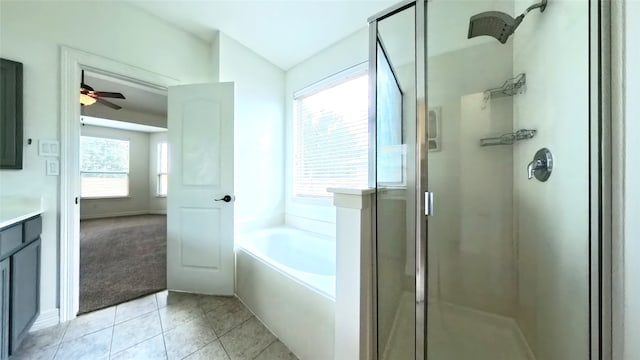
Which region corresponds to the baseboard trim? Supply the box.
[80,210,148,220]
[31,309,60,331]
[80,210,166,220]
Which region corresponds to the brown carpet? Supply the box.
[79,215,166,314]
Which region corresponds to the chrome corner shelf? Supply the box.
[480,129,537,147]
[482,73,527,107]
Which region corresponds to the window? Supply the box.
[80,136,130,198]
[157,142,168,196]
[293,66,369,198]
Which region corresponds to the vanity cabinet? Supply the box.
[0,215,41,358]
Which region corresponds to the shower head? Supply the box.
[467,0,547,44]
[468,11,524,44]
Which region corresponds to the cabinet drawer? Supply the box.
[23,217,41,244]
[0,226,21,259]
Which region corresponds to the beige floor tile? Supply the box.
[198,295,237,314]
[183,340,229,360]
[15,322,68,353]
[163,316,216,360]
[205,298,252,336]
[63,307,116,342]
[110,334,167,360]
[254,340,298,360]
[155,291,200,309]
[158,301,204,332]
[55,327,112,360]
[115,294,158,324]
[219,317,276,360]
[111,311,163,354]
[9,344,58,360]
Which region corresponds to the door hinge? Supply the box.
[75,197,79,205]
[425,192,434,216]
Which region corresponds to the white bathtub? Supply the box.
[238,227,336,298]
[236,227,335,360]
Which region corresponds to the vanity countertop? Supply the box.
[0,197,44,229]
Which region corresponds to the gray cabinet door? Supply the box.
[10,239,39,354]
[0,259,8,360]
[0,58,23,170]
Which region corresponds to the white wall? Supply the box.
[149,132,168,214]
[513,1,590,359]
[624,1,640,359]
[216,32,286,233]
[284,28,369,235]
[79,126,151,219]
[0,0,212,319]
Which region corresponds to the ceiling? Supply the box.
[126,0,396,70]
[84,71,167,116]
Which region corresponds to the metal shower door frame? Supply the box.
[368,0,612,359]
[368,0,428,359]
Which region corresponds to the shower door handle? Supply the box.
[425,192,434,216]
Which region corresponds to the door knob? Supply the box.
[215,195,233,203]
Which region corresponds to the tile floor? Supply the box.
[10,291,299,360]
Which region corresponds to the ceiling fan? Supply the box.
[79,71,126,110]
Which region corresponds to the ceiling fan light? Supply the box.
[80,93,96,106]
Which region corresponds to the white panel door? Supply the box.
[167,82,234,295]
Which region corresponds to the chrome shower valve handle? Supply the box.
[527,148,553,182]
[527,159,545,179]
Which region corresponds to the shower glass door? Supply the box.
[372,0,593,359]
[424,0,591,359]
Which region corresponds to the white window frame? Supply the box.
[80,135,130,199]
[292,62,369,200]
[156,142,168,197]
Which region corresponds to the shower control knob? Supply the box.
[527,148,553,182]
[215,195,233,203]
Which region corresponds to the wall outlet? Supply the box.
[46,159,60,176]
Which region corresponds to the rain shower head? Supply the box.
[467,0,547,44]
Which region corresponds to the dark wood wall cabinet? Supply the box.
[0,58,24,170]
[0,215,41,359]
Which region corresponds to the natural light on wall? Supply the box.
[157,142,168,196]
[80,136,130,198]
[293,68,369,198]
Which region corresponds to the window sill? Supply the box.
[155,195,167,198]
[81,196,131,200]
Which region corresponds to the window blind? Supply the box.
[293,71,369,198]
[80,136,130,198]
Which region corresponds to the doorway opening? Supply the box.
[77,71,168,314]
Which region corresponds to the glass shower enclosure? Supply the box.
[369,0,599,359]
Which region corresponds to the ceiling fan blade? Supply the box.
[95,97,122,110]
[81,83,94,92]
[94,91,125,99]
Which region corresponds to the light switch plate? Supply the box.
[39,140,60,157]
[46,159,60,176]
